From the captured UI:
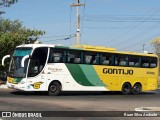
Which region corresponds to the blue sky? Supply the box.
[1,0,160,53]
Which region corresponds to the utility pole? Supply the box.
[143,44,145,52]
[70,0,85,45]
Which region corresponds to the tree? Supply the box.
[0,0,17,7]
[150,37,160,54]
[151,38,160,71]
[0,0,18,15]
[0,18,45,70]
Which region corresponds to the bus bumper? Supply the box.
[7,82,26,91]
[7,82,14,89]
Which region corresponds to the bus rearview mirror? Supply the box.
[21,55,30,67]
[2,55,10,66]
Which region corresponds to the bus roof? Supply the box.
[16,44,63,48]
[16,44,158,57]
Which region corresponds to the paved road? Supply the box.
[0,88,160,120]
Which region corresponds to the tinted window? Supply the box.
[48,49,64,63]
[141,57,150,68]
[100,53,113,65]
[150,57,157,68]
[115,55,128,66]
[47,48,158,68]
[67,50,81,63]
[129,56,140,67]
[83,52,99,64]
[28,47,48,77]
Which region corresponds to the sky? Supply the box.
[1,0,160,53]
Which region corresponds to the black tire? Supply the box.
[122,83,132,95]
[48,82,61,96]
[132,83,142,95]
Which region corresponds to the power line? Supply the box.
[84,15,160,20]
[84,16,160,22]
[44,38,69,43]
[39,35,74,39]
[83,26,160,29]
[107,3,160,46]
[112,21,160,48]
[43,35,76,43]
[119,32,160,51]
[134,46,153,52]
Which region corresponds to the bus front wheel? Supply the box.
[122,83,131,95]
[132,83,142,95]
[48,81,61,96]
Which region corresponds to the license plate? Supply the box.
[7,77,13,83]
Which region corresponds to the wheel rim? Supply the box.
[133,85,140,93]
[123,84,130,93]
[122,84,131,95]
[50,85,57,93]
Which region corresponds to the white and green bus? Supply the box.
[2,44,159,95]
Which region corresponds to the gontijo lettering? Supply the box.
[103,68,134,75]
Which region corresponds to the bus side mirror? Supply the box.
[29,55,32,59]
[21,55,30,67]
[2,55,10,66]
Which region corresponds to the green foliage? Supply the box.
[0,0,17,7]
[0,0,18,15]
[151,38,160,72]
[151,37,160,54]
[0,18,45,70]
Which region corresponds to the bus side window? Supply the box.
[150,63,156,68]
[67,50,81,64]
[83,52,97,65]
[114,55,128,66]
[100,53,112,65]
[129,62,134,66]
[53,53,63,63]
[53,53,62,62]
[115,60,118,65]
[150,57,157,68]
[114,55,119,65]
[67,55,75,63]
[119,58,127,66]
[90,54,99,65]
[74,58,81,63]
[48,49,64,63]
[103,60,109,65]
[135,62,139,67]
[129,56,140,67]
[141,57,150,68]
[85,56,91,64]
[142,63,149,68]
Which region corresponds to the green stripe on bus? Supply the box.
[65,64,94,86]
[80,65,106,86]
[13,78,22,83]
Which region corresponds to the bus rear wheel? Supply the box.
[122,83,131,95]
[48,81,61,96]
[132,83,142,95]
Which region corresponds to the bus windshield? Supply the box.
[8,47,32,78]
